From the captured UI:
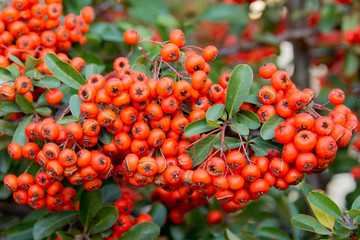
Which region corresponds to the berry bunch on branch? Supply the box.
[2,24,358,219]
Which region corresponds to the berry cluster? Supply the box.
[4,171,76,211]
[107,192,153,240]
[344,26,360,44]
[0,0,94,65]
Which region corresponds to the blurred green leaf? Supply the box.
[7,64,20,78]
[33,211,77,240]
[225,64,253,118]
[0,120,16,136]
[88,205,118,235]
[258,227,290,240]
[149,202,167,227]
[344,51,359,76]
[36,107,52,116]
[99,128,113,144]
[198,3,248,26]
[84,63,99,80]
[8,54,24,67]
[2,221,34,240]
[24,56,42,72]
[351,195,360,209]
[32,76,61,89]
[56,231,75,240]
[120,222,160,240]
[225,228,240,240]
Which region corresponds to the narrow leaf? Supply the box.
[16,94,35,114]
[45,53,85,90]
[8,54,24,67]
[36,107,52,116]
[12,115,33,145]
[32,76,61,89]
[69,95,82,120]
[188,133,220,167]
[149,203,167,227]
[0,120,16,136]
[225,64,253,117]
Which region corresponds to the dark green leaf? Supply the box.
[33,211,77,240]
[8,54,24,67]
[149,203,167,227]
[32,76,61,89]
[16,94,35,114]
[101,184,122,203]
[36,107,52,116]
[233,110,260,130]
[24,56,42,71]
[2,221,34,240]
[214,137,241,150]
[88,205,119,235]
[0,101,21,116]
[84,63,99,80]
[69,95,82,120]
[188,133,220,167]
[184,119,216,136]
[307,191,342,220]
[224,228,241,240]
[250,137,283,157]
[0,120,16,136]
[45,53,85,90]
[291,214,333,235]
[12,115,33,145]
[99,128,113,144]
[258,227,290,240]
[260,114,284,140]
[120,222,160,240]
[80,190,103,230]
[225,64,253,117]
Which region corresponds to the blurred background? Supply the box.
[1,0,360,239]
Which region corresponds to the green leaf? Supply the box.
[84,63,99,80]
[59,116,77,125]
[80,190,103,231]
[229,123,249,136]
[245,94,262,105]
[33,211,77,240]
[206,104,225,122]
[344,51,359,77]
[69,95,82,120]
[184,119,216,136]
[99,128,113,144]
[258,227,290,240]
[12,115,33,145]
[349,209,360,220]
[307,191,342,220]
[32,76,61,89]
[2,221,34,240]
[214,137,241,150]
[0,67,14,82]
[198,3,249,26]
[120,222,160,240]
[342,13,360,32]
[24,56,42,71]
[36,107,52,116]
[260,114,284,140]
[309,203,335,231]
[250,137,283,157]
[0,120,16,136]
[291,214,333,235]
[0,101,21,115]
[45,53,85,90]
[131,63,150,75]
[188,133,220,167]
[149,203,167,227]
[88,205,118,235]
[8,54,24,67]
[351,195,360,209]
[101,184,122,203]
[224,228,241,240]
[225,64,253,118]
[8,64,20,78]
[233,110,260,130]
[16,94,35,114]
